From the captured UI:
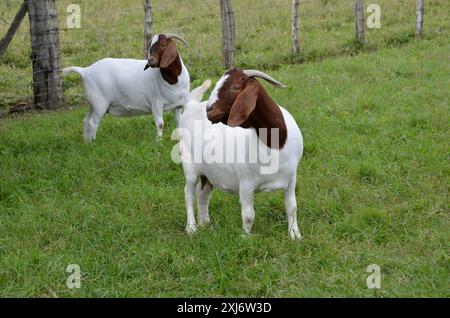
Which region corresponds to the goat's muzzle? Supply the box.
[144,59,158,70]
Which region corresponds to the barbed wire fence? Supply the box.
[0,0,436,115]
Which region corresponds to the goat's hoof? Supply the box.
[240,233,252,240]
[83,135,94,143]
[289,227,302,241]
[186,224,197,235]
[243,223,253,235]
[241,225,253,237]
[198,216,211,226]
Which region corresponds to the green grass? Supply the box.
[0,0,449,297]
[1,36,448,297]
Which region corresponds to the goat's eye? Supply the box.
[231,85,241,92]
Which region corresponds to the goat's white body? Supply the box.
[180,88,303,239]
[181,102,302,193]
[63,57,190,141]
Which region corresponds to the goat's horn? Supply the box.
[243,70,287,88]
[163,33,190,47]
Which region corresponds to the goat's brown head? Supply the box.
[145,33,189,70]
[206,69,287,126]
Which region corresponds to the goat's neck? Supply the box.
[160,54,182,85]
[244,89,288,149]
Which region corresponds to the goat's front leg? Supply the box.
[171,107,182,140]
[185,177,198,234]
[285,175,301,240]
[152,105,164,142]
[173,107,182,128]
[239,185,255,235]
[196,179,212,226]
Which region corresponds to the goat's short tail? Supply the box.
[63,66,85,77]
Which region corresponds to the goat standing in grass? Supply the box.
[179,70,303,240]
[63,33,190,142]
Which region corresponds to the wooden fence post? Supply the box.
[415,0,424,38]
[220,0,236,69]
[291,0,300,54]
[27,0,63,110]
[355,0,365,44]
[143,0,153,59]
[0,1,28,58]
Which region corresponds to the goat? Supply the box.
[179,69,303,240]
[63,33,190,142]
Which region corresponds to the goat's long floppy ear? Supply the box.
[227,79,259,127]
[160,41,178,68]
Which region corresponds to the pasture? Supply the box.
[0,0,449,297]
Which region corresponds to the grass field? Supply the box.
[0,1,449,297]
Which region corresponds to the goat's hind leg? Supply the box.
[196,177,213,226]
[239,185,255,235]
[152,105,164,142]
[83,110,95,142]
[83,108,107,142]
[284,175,302,240]
[83,90,108,143]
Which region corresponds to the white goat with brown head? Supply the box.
[179,69,303,240]
[63,33,190,142]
